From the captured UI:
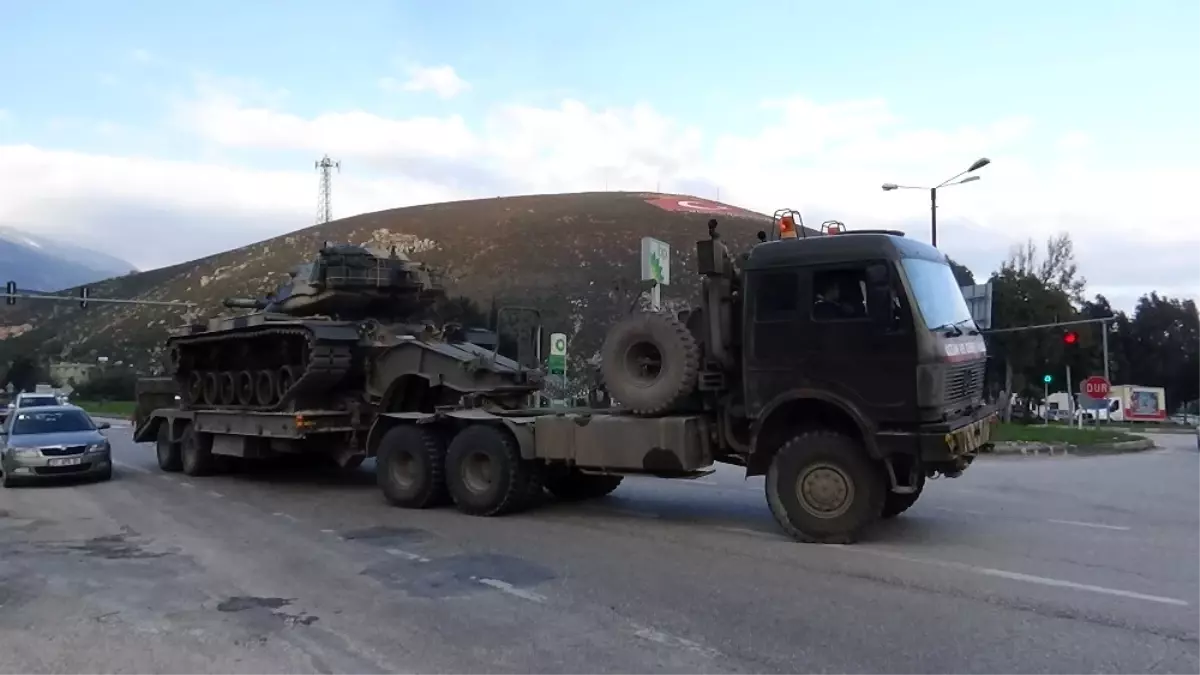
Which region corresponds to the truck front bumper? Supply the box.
[876,406,999,469]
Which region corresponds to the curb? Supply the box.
[986,438,1155,457]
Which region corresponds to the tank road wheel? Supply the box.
[202,372,221,406]
[235,371,255,406]
[155,423,182,472]
[179,423,216,477]
[254,370,277,407]
[376,425,449,509]
[445,424,541,516]
[600,312,700,415]
[882,473,925,519]
[187,372,205,403]
[545,467,624,502]
[276,365,298,403]
[765,431,886,544]
[218,372,237,406]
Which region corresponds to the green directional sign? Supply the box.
[548,332,567,376]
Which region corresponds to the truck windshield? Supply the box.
[901,258,976,331]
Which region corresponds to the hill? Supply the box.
[0,226,137,292]
[0,192,811,374]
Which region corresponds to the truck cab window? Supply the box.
[755,271,799,320]
[812,268,869,321]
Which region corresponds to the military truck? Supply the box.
[135,217,996,543]
[365,215,995,543]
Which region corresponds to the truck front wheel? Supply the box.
[156,423,183,472]
[445,424,541,516]
[881,474,925,519]
[377,425,449,509]
[765,431,885,544]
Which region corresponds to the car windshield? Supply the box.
[19,396,59,408]
[10,410,96,435]
[900,258,976,331]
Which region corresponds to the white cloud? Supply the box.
[1,79,1197,310]
[380,64,470,99]
[129,48,153,63]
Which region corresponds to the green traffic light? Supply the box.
[1043,374,1053,383]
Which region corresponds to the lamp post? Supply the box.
[882,157,991,248]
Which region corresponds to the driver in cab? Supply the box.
[813,273,868,321]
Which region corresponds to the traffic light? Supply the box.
[1063,330,1078,346]
[4,281,15,305]
[79,286,90,309]
[1043,374,1053,384]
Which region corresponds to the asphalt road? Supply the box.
[1,426,1196,674]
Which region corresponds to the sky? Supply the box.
[1,0,1198,312]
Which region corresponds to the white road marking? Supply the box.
[113,460,150,474]
[272,512,299,522]
[320,529,337,534]
[206,490,224,498]
[178,481,196,489]
[604,508,661,519]
[157,474,175,481]
[1046,519,1131,531]
[831,545,1188,607]
[384,547,431,563]
[473,577,546,603]
[690,479,719,486]
[630,624,720,658]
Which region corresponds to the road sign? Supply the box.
[640,237,670,311]
[1081,375,1110,400]
[548,332,567,376]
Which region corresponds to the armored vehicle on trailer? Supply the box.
[163,243,450,412]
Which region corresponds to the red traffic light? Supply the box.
[1063,331,1078,345]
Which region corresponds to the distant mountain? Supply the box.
[0,226,137,291]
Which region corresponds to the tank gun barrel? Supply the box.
[223,297,268,310]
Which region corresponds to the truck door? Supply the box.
[744,268,805,413]
[800,260,914,423]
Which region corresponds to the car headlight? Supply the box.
[86,443,109,453]
[12,448,39,457]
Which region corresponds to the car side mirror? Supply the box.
[97,422,111,430]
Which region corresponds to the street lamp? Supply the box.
[881,157,991,248]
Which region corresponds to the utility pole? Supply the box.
[315,155,340,225]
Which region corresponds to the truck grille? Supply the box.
[944,362,985,406]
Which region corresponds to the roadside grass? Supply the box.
[75,400,136,418]
[994,422,1138,445]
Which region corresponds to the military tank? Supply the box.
[164,243,449,412]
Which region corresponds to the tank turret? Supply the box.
[222,243,444,321]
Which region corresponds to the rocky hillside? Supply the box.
[0,192,812,374]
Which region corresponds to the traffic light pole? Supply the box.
[985,315,1116,396]
[2,291,195,308]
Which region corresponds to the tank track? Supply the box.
[165,325,355,412]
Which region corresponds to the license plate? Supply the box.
[48,457,83,467]
[947,414,996,455]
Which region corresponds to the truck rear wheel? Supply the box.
[180,423,216,477]
[600,312,700,415]
[445,424,540,516]
[765,431,885,544]
[156,423,183,472]
[377,425,449,509]
[545,468,623,501]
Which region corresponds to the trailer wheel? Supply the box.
[600,312,700,415]
[545,468,623,501]
[156,423,183,472]
[881,474,925,519]
[765,431,885,544]
[445,424,537,516]
[376,425,449,509]
[179,423,216,477]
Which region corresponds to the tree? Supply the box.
[0,355,46,393]
[946,256,976,288]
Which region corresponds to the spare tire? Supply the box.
[600,312,700,415]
